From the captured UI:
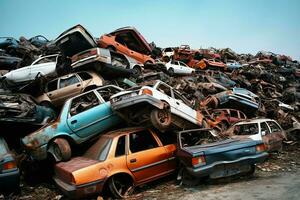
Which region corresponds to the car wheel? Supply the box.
[150,108,172,131]
[179,167,199,186]
[244,164,255,176]
[108,175,134,199]
[168,68,175,76]
[50,138,71,162]
[132,66,142,76]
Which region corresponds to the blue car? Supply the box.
[225,60,242,70]
[177,129,268,185]
[22,85,124,162]
[0,137,20,193]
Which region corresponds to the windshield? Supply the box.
[84,136,112,161]
[180,130,225,148]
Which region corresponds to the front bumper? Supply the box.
[111,94,164,111]
[54,177,105,199]
[186,152,268,178]
[0,169,20,192]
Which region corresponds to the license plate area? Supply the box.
[210,163,251,179]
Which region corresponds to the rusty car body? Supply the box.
[22,85,124,162]
[53,127,177,199]
[223,118,287,152]
[35,71,104,107]
[98,26,155,64]
[0,93,56,126]
[200,88,260,115]
[177,129,268,184]
[54,25,143,78]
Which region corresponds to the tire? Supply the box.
[150,108,172,131]
[179,167,199,186]
[168,68,175,76]
[108,175,134,199]
[49,138,71,162]
[132,66,142,76]
[244,164,255,176]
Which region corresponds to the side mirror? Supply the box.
[261,131,266,136]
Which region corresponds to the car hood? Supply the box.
[54,24,97,57]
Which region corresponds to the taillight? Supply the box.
[89,49,98,56]
[192,155,206,166]
[3,161,17,170]
[142,89,153,96]
[256,144,266,152]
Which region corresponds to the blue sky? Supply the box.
[1,0,300,60]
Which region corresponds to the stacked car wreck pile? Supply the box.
[0,25,299,199]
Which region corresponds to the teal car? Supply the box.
[22,85,123,162]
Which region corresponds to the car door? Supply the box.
[55,74,82,105]
[67,91,118,138]
[126,129,171,184]
[266,121,285,151]
[260,122,272,151]
[45,79,60,104]
[29,55,57,80]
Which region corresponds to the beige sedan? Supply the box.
[36,71,104,107]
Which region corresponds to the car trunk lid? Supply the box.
[54,24,97,57]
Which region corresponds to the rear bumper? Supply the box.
[186,152,268,178]
[111,94,164,111]
[0,169,20,192]
[53,177,105,199]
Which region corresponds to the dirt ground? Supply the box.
[1,143,300,200]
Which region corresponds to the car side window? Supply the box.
[129,130,158,153]
[59,75,80,88]
[78,72,92,81]
[70,92,100,116]
[35,56,56,64]
[115,135,126,157]
[231,110,239,118]
[47,79,58,92]
[233,123,258,135]
[260,122,271,135]
[267,121,282,133]
[157,83,172,97]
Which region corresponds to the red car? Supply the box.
[98,27,155,64]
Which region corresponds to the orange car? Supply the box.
[98,27,155,64]
[53,127,177,199]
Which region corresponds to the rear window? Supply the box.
[233,123,259,135]
[84,137,112,161]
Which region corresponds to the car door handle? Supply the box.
[76,84,81,87]
[49,93,52,96]
[130,158,137,163]
[71,120,77,124]
[176,102,180,105]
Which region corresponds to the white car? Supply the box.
[162,47,174,58]
[1,54,59,84]
[165,60,195,75]
[110,80,203,131]
[225,118,287,152]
